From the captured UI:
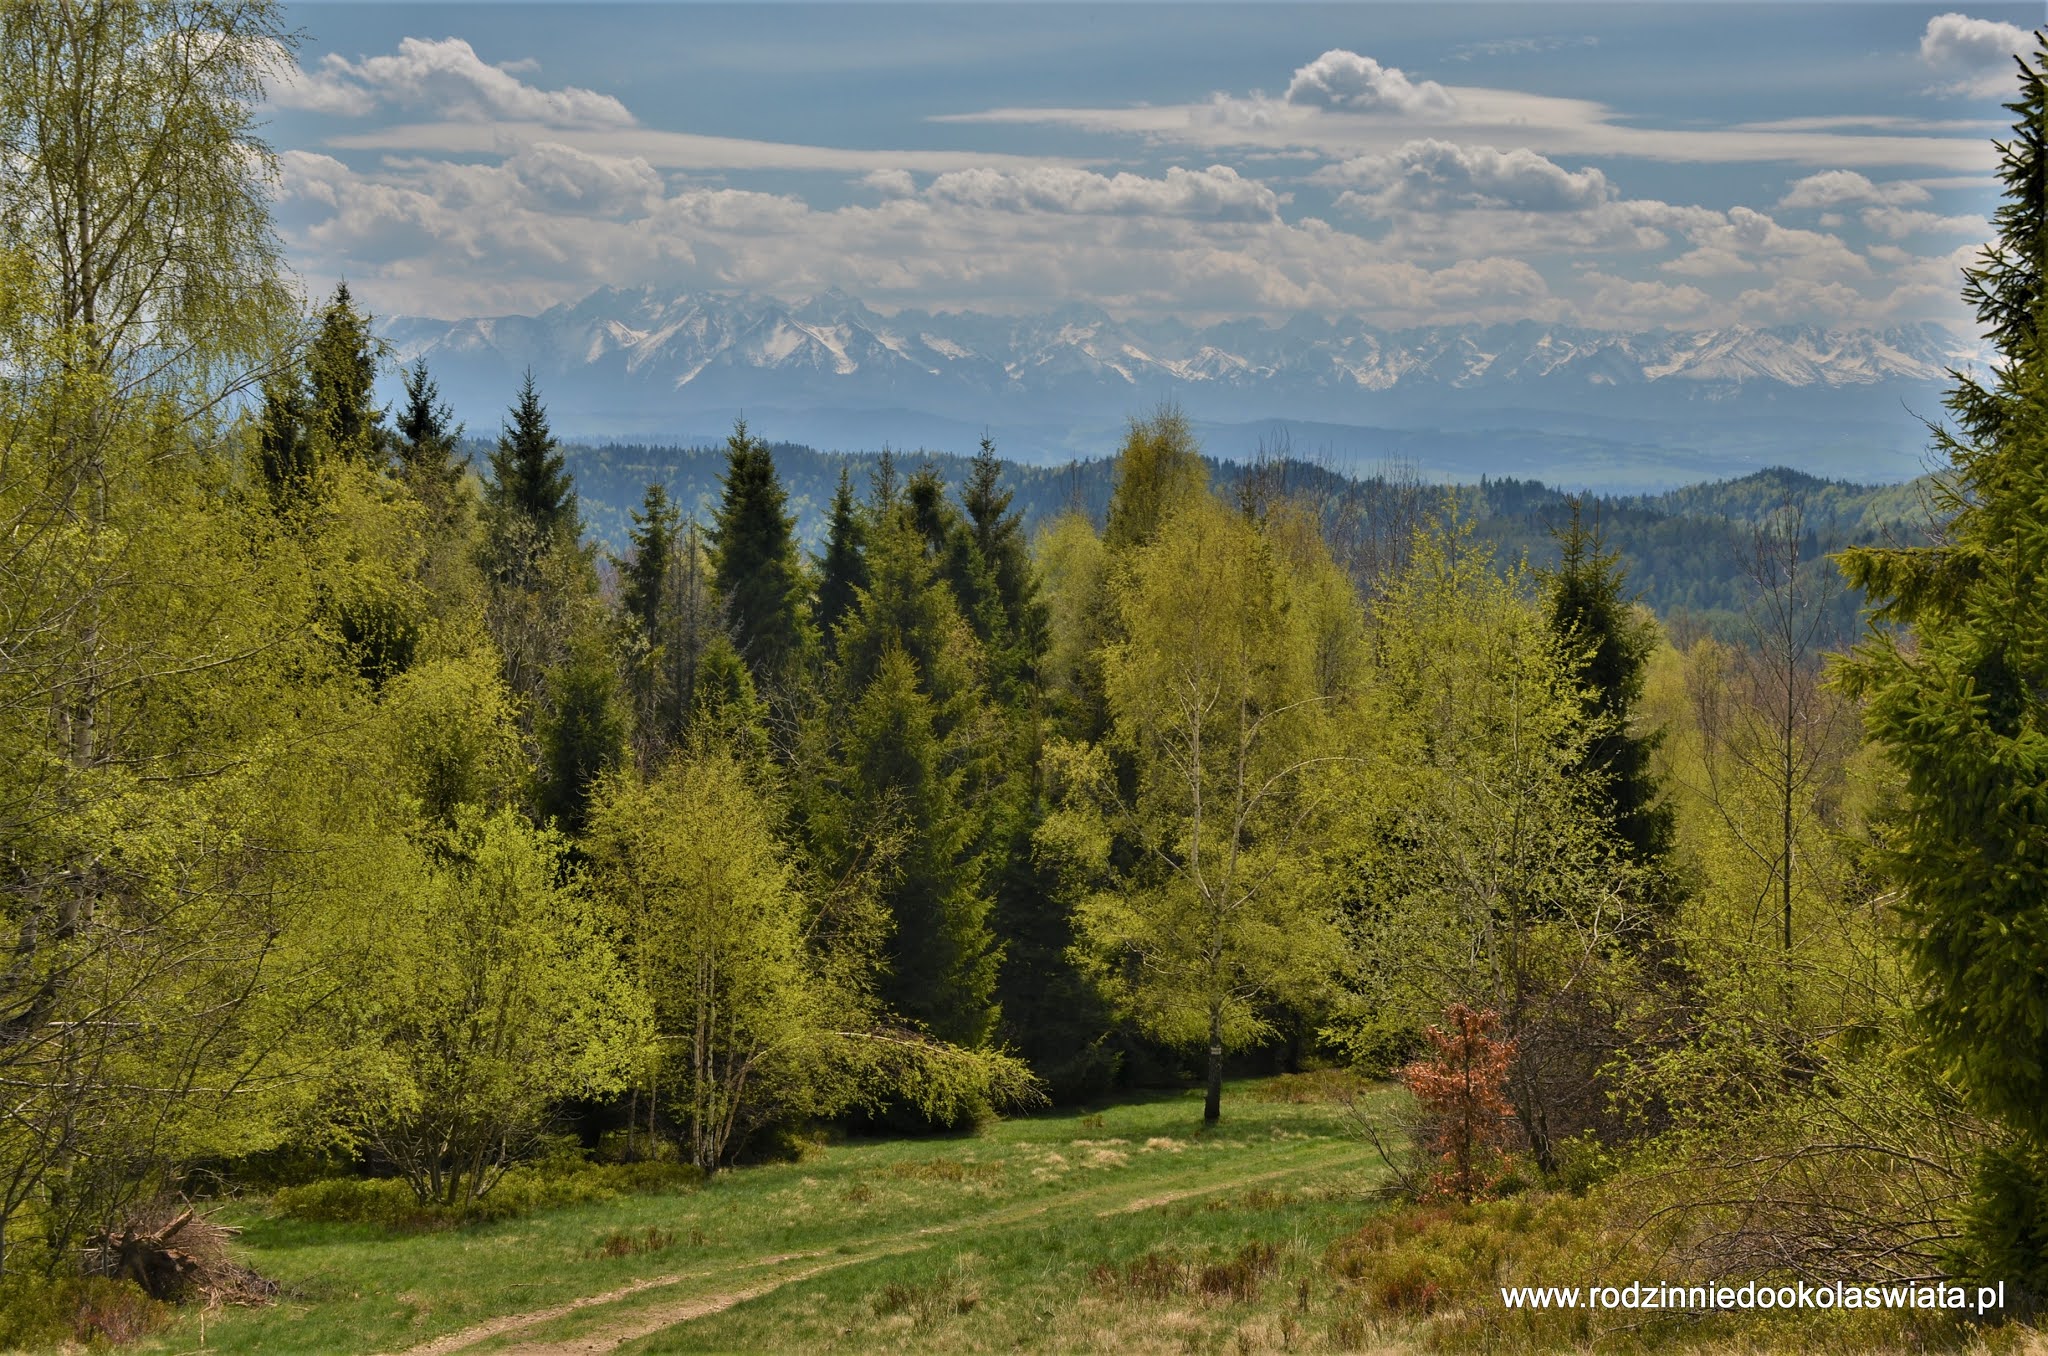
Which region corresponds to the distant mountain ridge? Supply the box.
[384,287,1978,484]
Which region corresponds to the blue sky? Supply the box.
[269,3,2038,332]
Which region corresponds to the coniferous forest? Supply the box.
[4,4,2048,1352]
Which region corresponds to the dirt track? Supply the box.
[387,1145,1369,1356]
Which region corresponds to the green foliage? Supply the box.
[274,1159,700,1231]
[1102,408,1207,553]
[710,419,810,689]
[395,359,467,504]
[1069,490,1347,1123]
[487,369,579,549]
[843,647,999,1048]
[304,282,389,467]
[587,749,843,1171]
[1836,33,2048,1288]
[0,0,298,391]
[1544,498,1672,866]
[537,627,628,834]
[813,467,868,656]
[329,810,649,1209]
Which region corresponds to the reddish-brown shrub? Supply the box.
[1399,1003,1518,1203]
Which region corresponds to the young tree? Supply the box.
[335,811,646,1208]
[813,468,868,657]
[1103,408,1208,553]
[962,436,1041,653]
[396,359,467,502]
[1357,516,1633,1170]
[709,420,808,688]
[622,484,680,642]
[1693,503,1853,954]
[1071,493,1344,1123]
[587,749,835,1171]
[1544,499,1673,866]
[487,370,578,545]
[1837,33,2048,1290]
[304,282,388,468]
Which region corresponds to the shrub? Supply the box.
[275,1158,700,1230]
[1399,1003,1518,1203]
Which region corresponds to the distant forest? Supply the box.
[538,436,1939,647]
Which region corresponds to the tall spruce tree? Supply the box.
[537,629,627,835]
[1837,32,2048,1294]
[305,282,388,467]
[962,436,1044,657]
[822,507,1000,1048]
[1545,498,1672,865]
[813,468,867,657]
[708,420,808,687]
[396,359,466,499]
[488,370,578,541]
[622,484,680,641]
[256,371,314,508]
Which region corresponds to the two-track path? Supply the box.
[385,1141,1372,1356]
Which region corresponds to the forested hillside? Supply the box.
[565,439,1929,649]
[1,3,2044,1352]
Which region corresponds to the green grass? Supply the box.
[143,1081,1397,1355]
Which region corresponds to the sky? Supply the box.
[268,3,2041,333]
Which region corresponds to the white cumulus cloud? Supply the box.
[1284,50,1457,118]
[1777,169,1932,209]
[271,37,635,128]
[1919,13,2033,97]
[1322,140,1613,212]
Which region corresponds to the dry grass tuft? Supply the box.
[591,1226,676,1259]
[885,1157,1001,1184]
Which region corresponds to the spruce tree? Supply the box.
[396,359,466,498]
[622,483,679,641]
[1545,498,1672,864]
[962,436,1045,657]
[813,468,868,656]
[537,629,627,835]
[256,371,313,508]
[708,420,808,685]
[487,370,578,541]
[845,647,998,1048]
[1837,33,2048,1294]
[305,282,388,466]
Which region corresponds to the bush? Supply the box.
[0,1275,169,1351]
[275,1158,700,1230]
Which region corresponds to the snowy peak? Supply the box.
[379,287,1977,441]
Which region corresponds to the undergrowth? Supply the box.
[274,1158,700,1231]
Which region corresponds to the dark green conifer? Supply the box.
[256,371,313,508]
[537,629,627,835]
[845,647,998,1048]
[708,420,808,685]
[1545,498,1672,864]
[395,359,466,498]
[962,436,1045,656]
[305,282,388,466]
[487,370,578,541]
[814,468,868,656]
[1838,35,2048,1294]
[622,483,679,641]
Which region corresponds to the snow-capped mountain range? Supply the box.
[380,287,1979,481]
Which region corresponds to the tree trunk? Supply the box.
[1204,1007,1223,1125]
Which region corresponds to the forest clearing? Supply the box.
[143,1083,1389,1355]
[5,3,2048,1353]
